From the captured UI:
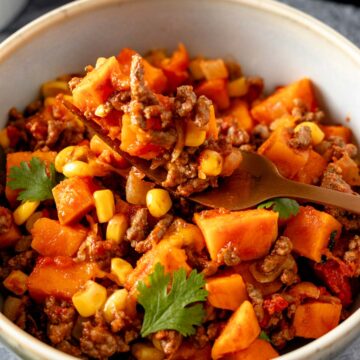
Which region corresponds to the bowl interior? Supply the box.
[0,0,360,359]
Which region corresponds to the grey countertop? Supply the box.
[1,0,360,359]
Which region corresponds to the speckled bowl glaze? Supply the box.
[0,0,360,359]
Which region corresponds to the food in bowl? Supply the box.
[0,43,359,360]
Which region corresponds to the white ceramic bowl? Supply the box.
[0,0,360,359]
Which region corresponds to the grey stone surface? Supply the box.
[0,0,359,359]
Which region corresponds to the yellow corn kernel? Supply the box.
[3,296,22,322]
[199,150,223,177]
[0,128,10,148]
[62,160,93,178]
[55,145,89,172]
[25,211,43,233]
[184,121,207,147]
[13,201,40,226]
[3,270,28,295]
[111,258,133,286]
[95,104,111,118]
[72,280,107,317]
[200,59,229,80]
[146,189,172,218]
[132,343,164,360]
[94,189,115,223]
[103,289,129,323]
[106,214,128,243]
[294,121,325,145]
[227,77,249,97]
[189,58,205,80]
[41,80,70,97]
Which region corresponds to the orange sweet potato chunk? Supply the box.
[224,339,279,360]
[27,257,100,302]
[293,302,342,338]
[72,56,121,114]
[52,177,95,225]
[293,150,327,184]
[31,218,87,257]
[320,125,352,143]
[195,78,230,110]
[172,342,211,360]
[284,206,342,262]
[225,100,254,132]
[206,274,248,310]
[0,224,21,249]
[258,127,310,179]
[194,209,278,261]
[212,300,261,359]
[6,151,57,206]
[251,78,316,124]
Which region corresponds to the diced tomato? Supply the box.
[263,294,289,315]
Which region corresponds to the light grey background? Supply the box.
[0,0,359,359]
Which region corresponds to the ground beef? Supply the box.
[44,297,76,345]
[252,123,270,147]
[246,283,264,323]
[134,214,173,253]
[56,341,82,357]
[217,245,241,266]
[260,236,292,273]
[225,125,250,147]
[322,164,356,194]
[0,206,12,234]
[194,95,211,128]
[271,324,295,348]
[175,85,196,118]
[80,314,129,359]
[46,119,66,147]
[344,235,360,277]
[288,125,312,149]
[153,330,182,358]
[177,178,212,197]
[291,98,324,123]
[7,250,37,273]
[126,208,148,245]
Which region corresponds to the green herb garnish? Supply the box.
[258,198,300,220]
[137,263,208,337]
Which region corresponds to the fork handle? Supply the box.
[272,178,360,214]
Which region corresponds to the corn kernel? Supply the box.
[189,58,205,80]
[3,296,22,322]
[72,280,107,317]
[132,343,164,360]
[0,128,10,148]
[200,59,229,80]
[103,289,129,323]
[95,104,111,118]
[227,77,249,97]
[41,80,70,97]
[184,121,207,147]
[55,145,88,172]
[13,201,40,226]
[295,121,325,145]
[111,258,133,286]
[94,189,115,223]
[146,189,172,218]
[25,211,43,233]
[62,160,93,177]
[199,150,223,176]
[106,214,128,243]
[3,270,28,295]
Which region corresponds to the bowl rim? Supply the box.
[0,0,360,359]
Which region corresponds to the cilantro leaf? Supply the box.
[137,263,208,337]
[258,198,300,219]
[259,330,271,342]
[7,157,60,202]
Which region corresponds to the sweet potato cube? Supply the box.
[125,241,190,293]
[27,257,100,302]
[251,78,316,124]
[194,209,278,261]
[293,150,327,184]
[284,206,342,262]
[72,56,121,114]
[52,177,95,225]
[293,302,342,338]
[31,218,87,257]
[225,100,254,131]
[258,127,310,179]
[6,151,56,206]
[195,79,230,110]
[212,300,261,359]
[172,342,211,360]
[320,125,352,143]
[206,274,248,310]
[224,339,279,360]
[0,223,21,249]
